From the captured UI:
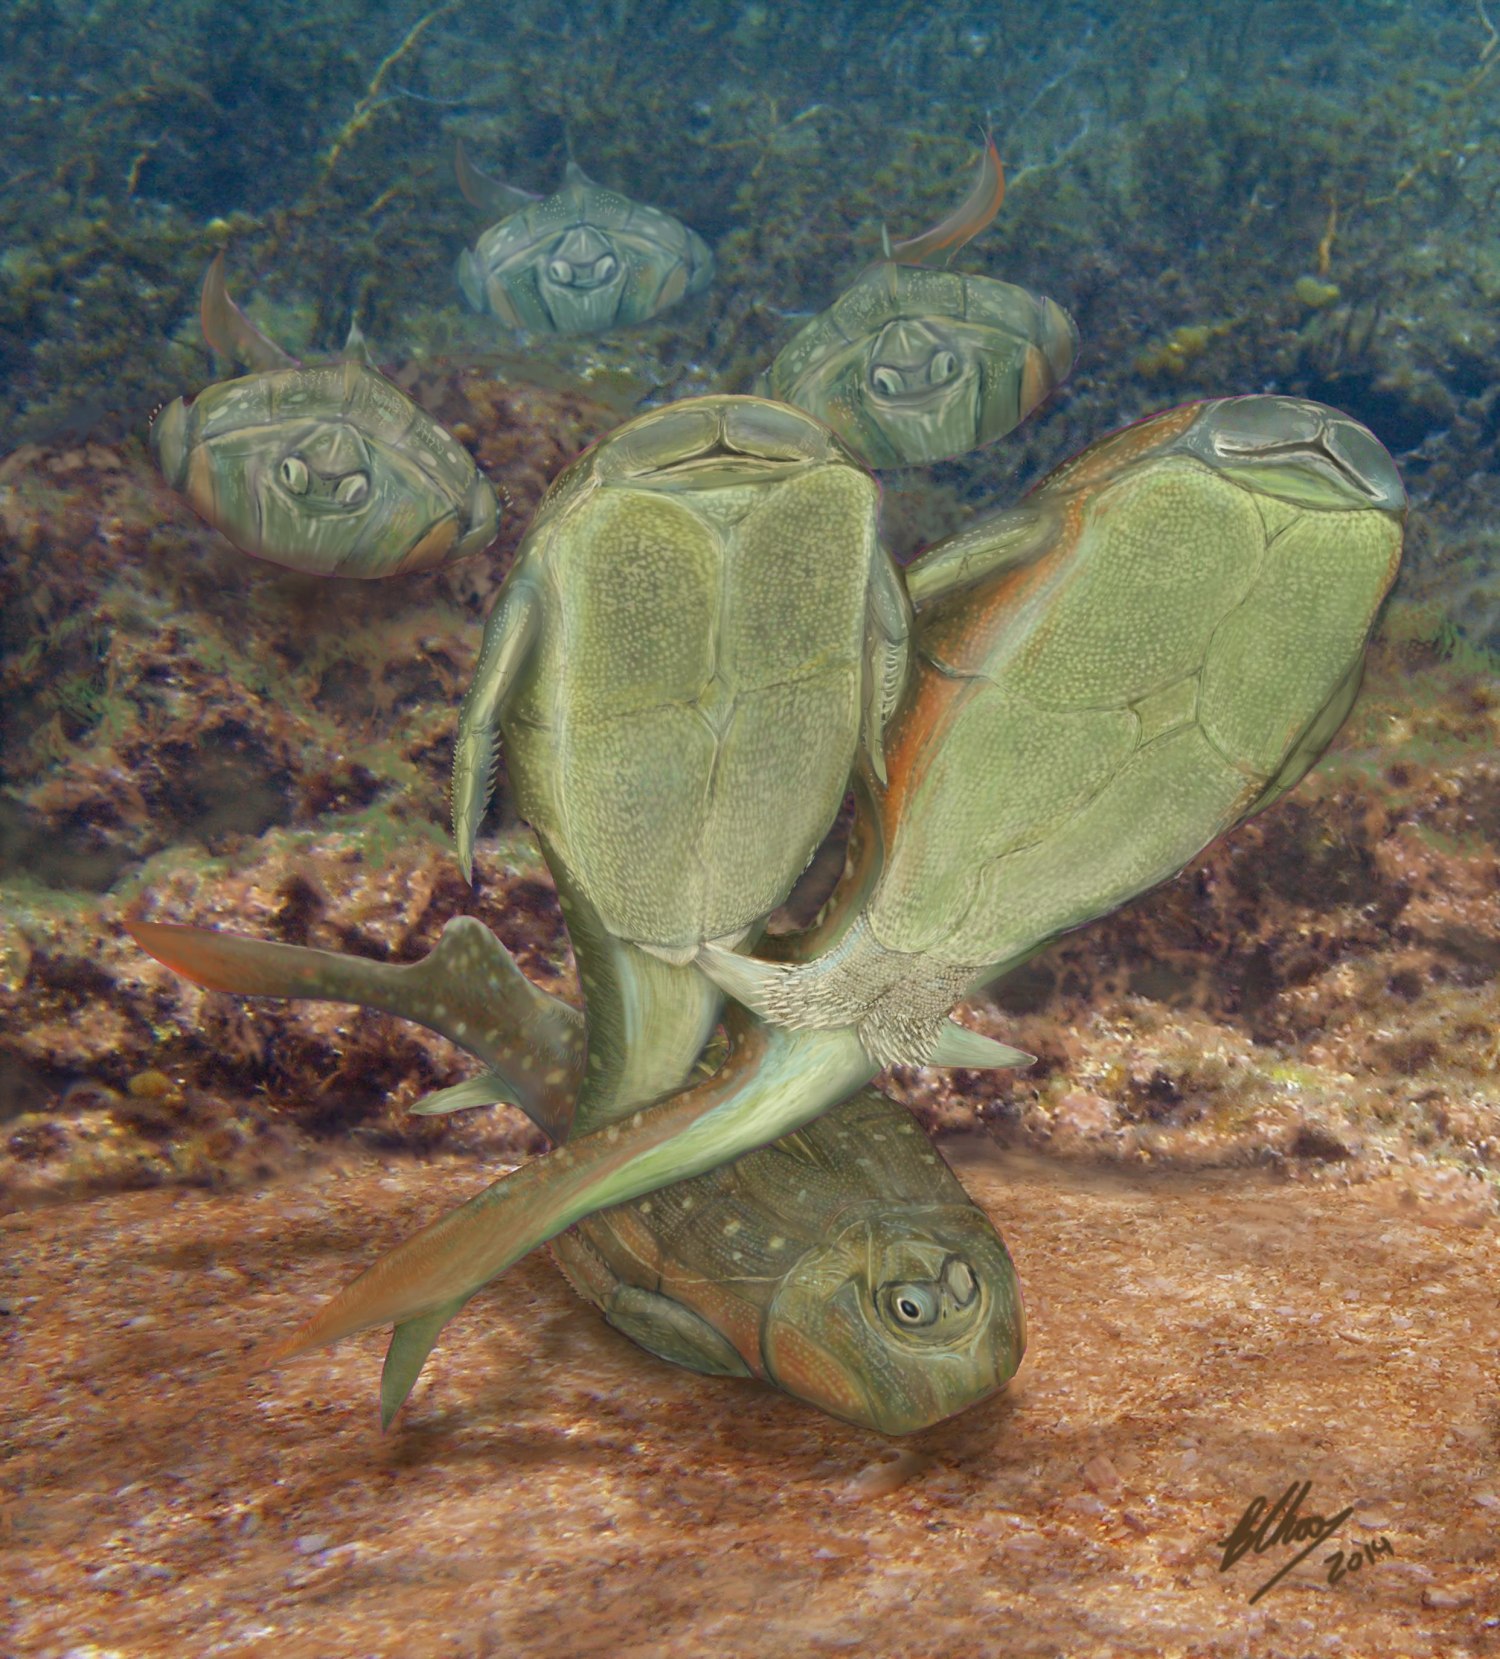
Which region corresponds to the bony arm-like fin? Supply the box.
[859,554,913,786]
[252,1019,878,1371]
[929,1021,1033,1069]
[904,499,1055,611]
[381,1296,468,1429]
[200,253,300,373]
[125,911,582,1144]
[454,138,543,216]
[452,581,542,884]
[694,940,781,1018]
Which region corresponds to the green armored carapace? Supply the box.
[127,915,1025,1436]
[452,393,913,962]
[256,396,1403,1363]
[441,388,1023,1432]
[151,256,500,576]
[766,264,1076,470]
[765,136,1077,468]
[129,386,1023,1435]
[706,396,1407,1061]
[456,142,714,336]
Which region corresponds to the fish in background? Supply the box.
[151,255,500,576]
[455,141,714,336]
[765,135,1077,468]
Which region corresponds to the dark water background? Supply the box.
[5,0,1497,522]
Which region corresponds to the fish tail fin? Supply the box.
[255,1022,876,1393]
[381,1298,468,1429]
[200,253,299,372]
[125,910,582,1142]
[888,132,1005,267]
[455,138,542,215]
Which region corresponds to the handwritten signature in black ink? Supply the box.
[1218,1479,1392,1603]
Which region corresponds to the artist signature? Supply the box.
[1217,1480,1395,1603]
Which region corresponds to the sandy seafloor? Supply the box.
[3,1151,1497,1657]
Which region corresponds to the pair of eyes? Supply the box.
[869,351,962,398]
[883,1258,979,1328]
[278,456,370,506]
[546,254,620,286]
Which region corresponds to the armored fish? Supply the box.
[129,389,1023,1434]
[451,393,913,962]
[455,142,714,335]
[441,390,1020,1429]
[765,137,1076,467]
[151,256,500,576]
[127,915,1025,1436]
[256,396,1404,1375]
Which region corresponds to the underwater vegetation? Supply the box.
[1,0,1498,1217]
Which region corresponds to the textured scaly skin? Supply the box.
[457,155,714,336]
[151,257,499,576]
[126,895,1024,1432]
[256,397,1405,1370]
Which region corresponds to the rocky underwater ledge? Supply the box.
[0,367,1498,1213]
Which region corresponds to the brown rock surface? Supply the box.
[5,1149,1496,1658]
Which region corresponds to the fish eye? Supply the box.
[547,258,575,285]
[870,366,903,397]
[944,1258,977,1307]
[595,254,618,282]
[335,472,370,507]
[929,350,959,385]
[884,1283,939,1328]
[279,456,310,495]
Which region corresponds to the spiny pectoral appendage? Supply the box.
[451,582,541,883]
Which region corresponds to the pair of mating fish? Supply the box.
[150,141,1075,568]
[137,144,1079,1434]
[134,389,1405,1435]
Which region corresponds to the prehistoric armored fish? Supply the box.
[127,916,1026,1436]
[151,256,500,576]
[131,387,1026,1432]
[455,142,715,335]
[450,392,916,962]
[765,137,1077,467]
[250,396,1404,1387]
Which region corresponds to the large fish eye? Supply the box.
[884,1283,939,1328]
[335,471,370,507]
[929,349,959,385]
[279,455,310,495]
[595,253,619,283]
[547,258,575,285]
[870,366,903,398]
